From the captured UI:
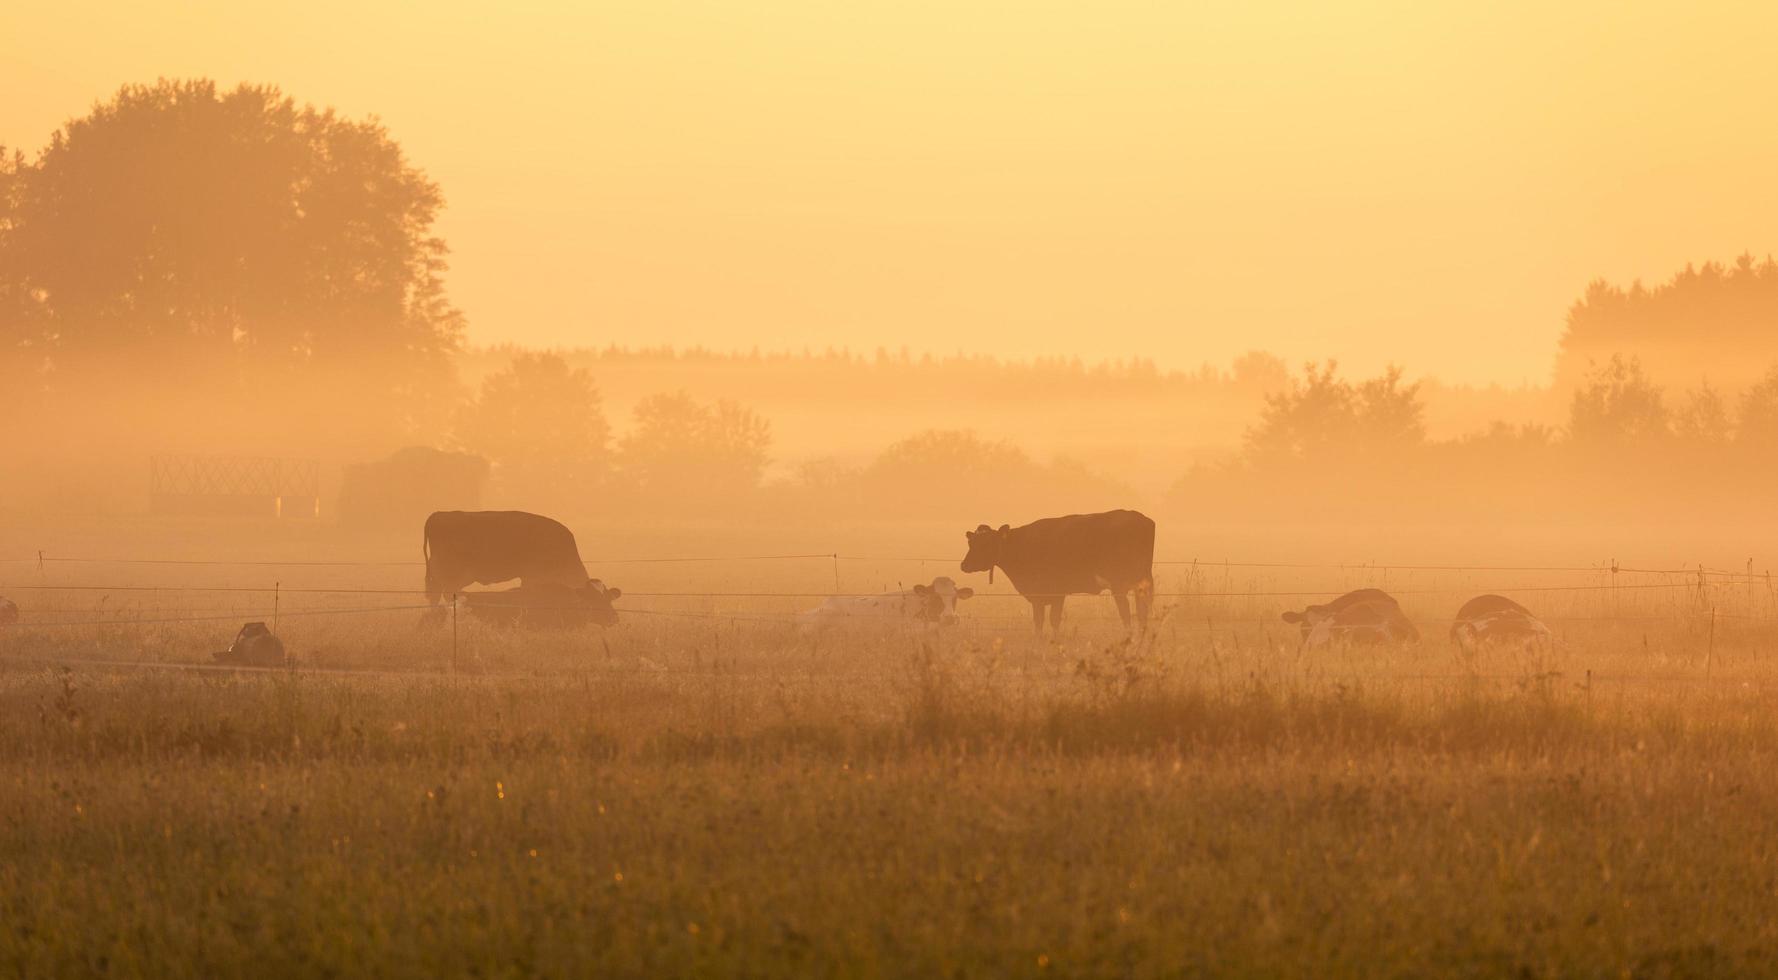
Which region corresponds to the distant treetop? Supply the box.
[1557,253,1778,392]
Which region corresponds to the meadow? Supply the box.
[3,556,1777,977]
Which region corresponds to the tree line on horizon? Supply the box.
[340,349,1132,527]
[7,78,1778,525]
[1170,353,1778,524]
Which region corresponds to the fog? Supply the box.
[12,25,1778,977]
[7,80,1778,578]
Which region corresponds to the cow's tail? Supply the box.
[1135,514,1156,633]
[422,516,438,606]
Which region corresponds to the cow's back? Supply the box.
[1453,594,1531,623]
[1004,509,1155,593]
[425,511,586,586]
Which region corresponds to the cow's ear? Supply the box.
[955,588,974,600]
[1281,611,1303,624]
[997,524,1010,533]
[605,588,621,600]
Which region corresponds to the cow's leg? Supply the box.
[1135,578,1154,635]
[427,564,470,607]
[1049,598,1066,634]
[1030,600,1047,635]
[1111,591,1132,632]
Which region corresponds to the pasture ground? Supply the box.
[2,559,1776,977]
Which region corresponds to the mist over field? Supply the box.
[8,7,1778,975]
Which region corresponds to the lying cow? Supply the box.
[1450,594,1551,651]
[457,580,622,629]
[798,577,975,632]
[1281,588,1420,647]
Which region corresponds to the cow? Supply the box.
[798,577,975,632]
[423,511,591,606]
[458,580,623,629]
[959,509,1155,637]
[0,597,16,625]
[1299,599,1420,647]
[1450,594,1551,651]
[213,622,286,667]
[1281,589,1420,647]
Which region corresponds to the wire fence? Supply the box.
[0,551,1772,662]
[1,551,1769,578]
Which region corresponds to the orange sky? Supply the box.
[7,1,1778,385]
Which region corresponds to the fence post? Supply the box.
[1610,558,1618,620]
[451,593,459,676]
[1706,607,1716,677]
[272,581,280,636]
[832,554,841,595]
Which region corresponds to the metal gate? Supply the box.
[150,455,320,518]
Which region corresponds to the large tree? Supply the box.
[0,79,461,410]
[454,353,613,509]
[1244,362,1425,462]
[1567,355,1668,446]
[618,392,771,501]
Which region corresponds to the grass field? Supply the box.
[3,562,1777,977]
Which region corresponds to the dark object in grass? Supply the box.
[214,622,286,667]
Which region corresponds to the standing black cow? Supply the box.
[423,511,591,606]
[959,509,1156,636]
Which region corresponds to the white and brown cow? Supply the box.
[1281,588,1420,648]
[798,577,975,632]
[458,580,623,629]
[1450,594,1551,651]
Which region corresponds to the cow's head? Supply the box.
[960,524,1010,583]
[911,576,975,626]
[579,578,623,627]
[1295,600,1420,648]
[1280,602,1337,638]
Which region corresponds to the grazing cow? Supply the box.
[459,580,622,629]
[959,509,1155,636]
[1450,594,1550,651]
[0,597,16,625]
[798,577,975,632]
[423,511,591,606]
[1282,589,1420,647]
